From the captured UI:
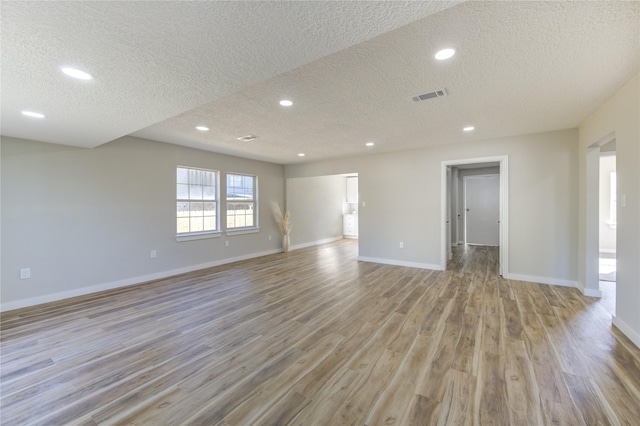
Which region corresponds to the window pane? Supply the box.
[204,202,216,216]
[203,216,216,231]
[190,217,204,232]
[203,171,215,186]
[189,169,203,185]
[177,202,189,217]
[243,175,253,190]
[203,185,216,200]
[177,168,189,184]
[190,202,203,217]
[177,218,190,233]
[177,184,189,200]
[189,184,203,200]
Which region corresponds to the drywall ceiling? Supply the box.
[2,1,639,165]
[1,0,459,148]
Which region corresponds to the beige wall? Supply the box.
[579,73,640,347]
[286,175,347,248]
[1,135,285,310]
[286,128,579,283]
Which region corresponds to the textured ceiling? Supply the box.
[2,1,639,165]
[1,0,458,148]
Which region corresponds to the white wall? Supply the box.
[285,175,346,248]
[599,155,616,252]
[1,135,285,310]
[579,73,640,347]
[286,128,578,281]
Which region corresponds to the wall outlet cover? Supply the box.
[20,268,31,279]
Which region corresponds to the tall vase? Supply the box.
[282,234,290,253]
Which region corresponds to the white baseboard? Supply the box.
[612,315,640,349]
[290,236,344,251]
[504,273,579,290]
[582,287,603,298]
[0,249,282,312]
[357,256,442,271]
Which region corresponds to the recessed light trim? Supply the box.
[61,67,93,80]
[463,126,475,132]
[236,134,259,142]
[22,110,45,118]
[365,142,375,147]
[280,100,293,107]
[435,48,456,60]
[298,153,305,157]
[195,126,210,131]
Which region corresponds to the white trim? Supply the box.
[357,256,441,271]
[505,272,580,291]
[441,155,509,276]
[176,231,222,242]
[612,315,640,349]
[290,236,343,251]
[583,287,603,298]
[225,227,260,236]
[0,249,282,312]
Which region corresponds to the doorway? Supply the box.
[599,148,616,314]
[464,175,500,246]
[441,156,508,275]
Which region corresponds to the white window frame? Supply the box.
[225,173,259,235]
[176,166,221,241]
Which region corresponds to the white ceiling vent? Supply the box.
[236,134,259,142]
[412,88,448,102]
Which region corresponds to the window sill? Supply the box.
[226,227,260,236]
[176,231,222,242]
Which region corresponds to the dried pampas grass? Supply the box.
[271,202,291,252]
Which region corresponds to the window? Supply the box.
[226,173,257,229]
[176,167,219,235]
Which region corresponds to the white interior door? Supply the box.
[465,175,500,246]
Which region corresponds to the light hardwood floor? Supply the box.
[1,240,639,425]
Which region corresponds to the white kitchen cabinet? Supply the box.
[343,214,358,238]
[346,177,358,203]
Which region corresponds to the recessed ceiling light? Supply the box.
[463,126,475,132]
[237,134,259,142]
[434,48,456,60]
[365,142,375,147]
[280,100,293,107]
[61,67,93,80]
[22,111,45,118]
[298,153,305,157]
[195,126,209,131]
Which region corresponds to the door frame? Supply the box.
[440,155,509,275]
[463,174,500,246]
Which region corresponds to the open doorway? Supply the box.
[441,156,508,275]
[599,145,616,314]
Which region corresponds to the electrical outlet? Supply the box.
[150,250,157,258]
[399,242,404,249]
[268,235,272,241]
[225,240,229,247]
[20,268,31,280]
[362,201,366,207]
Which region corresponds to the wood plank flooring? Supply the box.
[1,240,640,425]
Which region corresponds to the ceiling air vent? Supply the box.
[412,88,448,102]
[236,134,259,142]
